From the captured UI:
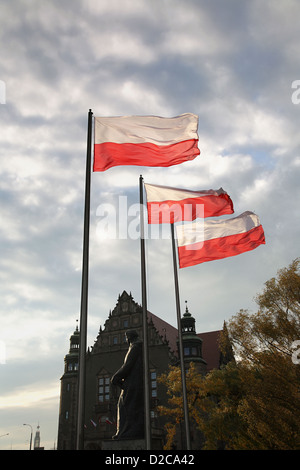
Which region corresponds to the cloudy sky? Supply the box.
[1,0,299,450]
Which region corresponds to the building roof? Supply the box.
[198,330,221,371]
[148,310,221,370]
[148,311,178,356]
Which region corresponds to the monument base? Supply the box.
[102,439,145,451]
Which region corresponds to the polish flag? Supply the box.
[176,211,265,268]
[144,184,233,224]
[93,114,200,171]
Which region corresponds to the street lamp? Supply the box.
[23,424,32,450]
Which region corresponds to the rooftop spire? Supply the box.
[183,300,191,317]
[33,424,41,449]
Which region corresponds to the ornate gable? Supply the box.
[91,291,142,354]
[111,290,140,316]
[90,291,176,361]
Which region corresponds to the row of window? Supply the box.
[98,376,110,402]
[111,335,127,345]
[67,350,199,375]
[184,346,199,356]
[64,371,158,421]
[110,330,136,345]
[97,371,157,403]
[65,409,157,421]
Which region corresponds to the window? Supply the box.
[67,362,78,371]
[150,371,157,398]
[184,346,199,356]
[123,319,129,328]
[113,336,118,345]
[98,376,110,402]
[150,370,158,421]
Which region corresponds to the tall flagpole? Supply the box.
[139,175,151,450]
[76,109,93,450]
[170,223,191,450]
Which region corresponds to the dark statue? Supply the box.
[111,330,144,440]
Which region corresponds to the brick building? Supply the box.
[57,291,223,450]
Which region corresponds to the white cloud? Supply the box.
[87,28,157,64]
[0,0,300,449]
[120,80,172,115]
[161,5,234,58]
[249,0,300,48]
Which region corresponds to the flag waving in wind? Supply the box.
[93,114,200,171]
[145,184,234,224]
[176,211,265,268]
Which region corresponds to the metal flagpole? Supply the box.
[76,109,93,450]
[139,175,151,450]
[170,222,191,450]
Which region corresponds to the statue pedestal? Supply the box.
[102,439,145,450]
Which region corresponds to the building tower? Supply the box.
[33,424,43,450]
[180,302,207,374]
[57,323,80,450]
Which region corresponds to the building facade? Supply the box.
[57,291,223,450]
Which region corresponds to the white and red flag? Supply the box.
[144,184,233,224]
[176,211,265,268]
[93,114,200,171]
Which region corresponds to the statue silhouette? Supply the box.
[111,330,144,440]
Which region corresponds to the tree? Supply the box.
[157,327,242,450]
[158,259,300,449]
[226,258,300,449]
[158,362,203,449]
